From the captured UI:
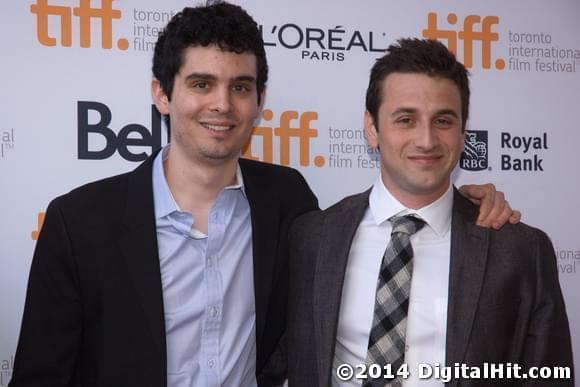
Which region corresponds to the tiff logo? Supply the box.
[32,212,46,241]
[243,109,325,167]
[422,12,505,70]
[30,0,129,50]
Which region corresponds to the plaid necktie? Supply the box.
[364,215,425,387]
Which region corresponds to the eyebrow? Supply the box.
[183,72,257,83]
[435,109,460,118]
[391,107,418,116]
[391,107,459,118]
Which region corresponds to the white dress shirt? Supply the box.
[332,177,453,386]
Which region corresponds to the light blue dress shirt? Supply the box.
[152,147,258,387]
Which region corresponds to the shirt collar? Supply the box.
[152,145,246,220]
[228,164,246,194]
[152,146,177,220]
[368,176,453,237]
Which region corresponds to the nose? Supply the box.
[210,86,232,113]
[414,123,438,150]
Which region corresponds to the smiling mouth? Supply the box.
[408,155,443,164]
[200,122,235,132]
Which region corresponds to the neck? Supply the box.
[380,175,449,210]
[164,147,238,214]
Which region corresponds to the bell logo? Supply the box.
[77,101,164,162]
[422,12,504,70]
[243,109,325,167]
[30,0,129,50]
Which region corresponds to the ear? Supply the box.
[364,111,379,149]
[459,121,466,153]
[151,79,170,115]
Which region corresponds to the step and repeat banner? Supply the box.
[1,0,579,384]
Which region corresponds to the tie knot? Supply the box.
[389,215,425,236]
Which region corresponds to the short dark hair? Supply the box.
[365,38,470,131]
[152,1,268,105]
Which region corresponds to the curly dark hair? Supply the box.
[152,1,268,105]
[365,38,470,131]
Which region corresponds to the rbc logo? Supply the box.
[461,130,488,171]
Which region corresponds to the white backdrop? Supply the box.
[1,1,579,385]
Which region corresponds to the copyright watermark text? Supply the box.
[336,362,571,382]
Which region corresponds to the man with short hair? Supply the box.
[288,38,573,386]
[10,3,519,387]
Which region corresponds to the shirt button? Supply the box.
[210,306,219,318]
[405,345,410,352]
[207,359,215,368]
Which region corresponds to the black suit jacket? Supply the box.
[288,188,573,386]
[10,154,318,387]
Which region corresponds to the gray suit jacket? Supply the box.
[288,187,573,386]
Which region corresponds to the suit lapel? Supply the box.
[119,154,167,364]
[445,189,489,383]
[240,162,281,349]
[314,190,371,387]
